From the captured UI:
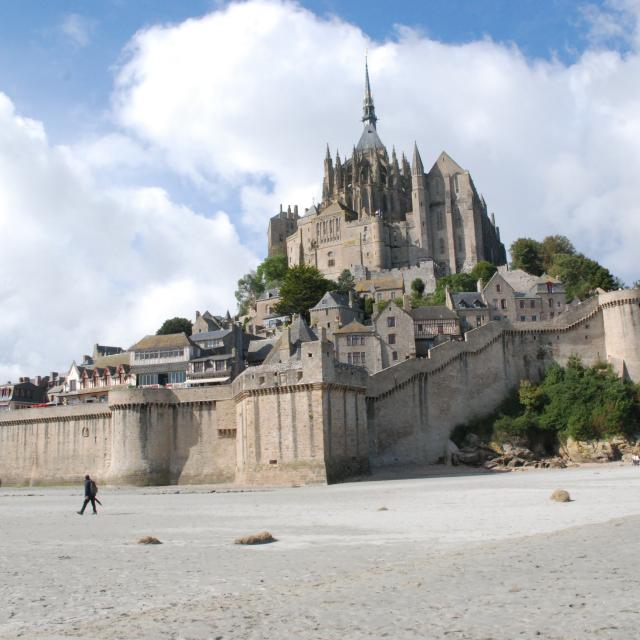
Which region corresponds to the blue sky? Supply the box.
[0,0,617,142]
[0,0,639,379]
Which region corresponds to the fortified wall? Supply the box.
[0,290,638,487]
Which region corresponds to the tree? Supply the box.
[256,254,288,288]
[548,253,619,301]
[411,278,425,297]
[469,260,497,285]
[235,255,290,316]
[235,271,265,317]
[539,235,575,271]
[157,317,192,336]
[510,238,543,275]
[274,265,336,320]
[336,269,356,294]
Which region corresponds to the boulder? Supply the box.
[561,438,622,463]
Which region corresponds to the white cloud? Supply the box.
[112,0,640,284]
[3,0,640,380]
[0,93,257,382]
[61,13,94,48]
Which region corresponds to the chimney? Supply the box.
[35,376,42,386]
[403,294,412,312]
[19,377,24,383]
[477,279,483,293]
[50,372,58,380]
[294,204,299,216]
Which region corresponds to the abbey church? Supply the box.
[268,62,507,280]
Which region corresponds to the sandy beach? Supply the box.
[2,465,640,639]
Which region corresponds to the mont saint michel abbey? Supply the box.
[268,62,507,281]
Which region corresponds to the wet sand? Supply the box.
[1,464,639,639]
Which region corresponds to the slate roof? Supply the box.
[451,293,487,309]
[333,320,375,335]
[310,291,350,311]
[190,329,232,342]
[356,123,386,152]
[247,338,277,363]
[129,333,193,351]
[409,306,459,321]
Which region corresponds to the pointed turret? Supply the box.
[322,143,334,202]
[401,152,411,180]
[362,55,377,129]
[412,142,424,176]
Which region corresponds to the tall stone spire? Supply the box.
[412,142,424,175]
[362,55,377,129]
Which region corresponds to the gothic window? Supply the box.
[436,209,444,231]
[439,238,445,255]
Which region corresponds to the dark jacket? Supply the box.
[84,478,92,497]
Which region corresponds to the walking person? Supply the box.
[77,474,99,515]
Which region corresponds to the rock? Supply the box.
[138,536,162,545]
[234,531,277,545]
[456,450,482,465]
[550,489,571,502]
[561,438,622,463]
[463,433,480,448]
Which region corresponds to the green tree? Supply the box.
[548,253,619,301]
[362,296,374,320]
[415,272,477,306]
[539,235,575,271]
[510,238,543,275]
[469,260,497,285]
[336,269,356,294]
[256,254,288,288]
[235,255,290,316]
[274,265,336,321]
[411,278,425,297]
[157,317,192,336]
[235,271,265,316]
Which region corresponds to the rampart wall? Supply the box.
[0,290,638,487]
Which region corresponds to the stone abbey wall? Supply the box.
[0,290,638,487]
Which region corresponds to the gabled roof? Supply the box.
[129,333,193,351]
[247,337,277,363]
[410,306,459,321]
[289,315,318,345]
[492,267,543,297]
[333,320,375,335]
[317,200,358,220]
[451,292,487,309]
[263,316,317,365]
[429,151,466,176]
[310,291,350,311]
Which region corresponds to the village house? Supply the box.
[309,290,362,339]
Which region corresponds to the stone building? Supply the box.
[2,288,640,487]
[373,304,416,367]
[309,290,362,339]
[483,267,566,323]
[445,287,490,331]
[0,378,48,411]
[355,276,405,304]
[129,333,199,387]
[410,305,462,355]
[333,320,383,372]
[270,61,506,281]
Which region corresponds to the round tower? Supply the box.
[600,289,640,382]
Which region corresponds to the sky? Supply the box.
[0,0,639,381]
